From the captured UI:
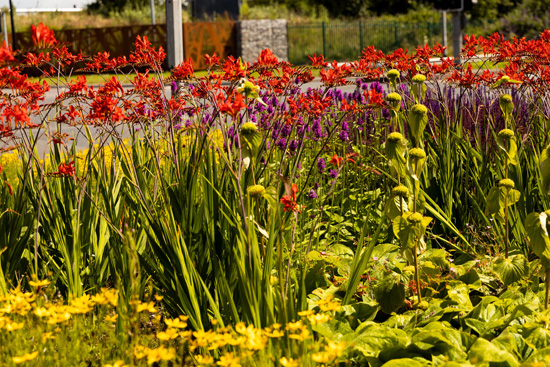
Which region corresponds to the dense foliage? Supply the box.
[3,23,550,365]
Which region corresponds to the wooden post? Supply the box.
[451,10,462,65]
[441,11,447,57]
[166,0,183,70]
[150,0,156,25]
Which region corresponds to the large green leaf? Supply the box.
[525,211,550,268]
[446,281,472,308]
[345,322,408,358]
[540,145,550,194]
[381,358,427,367]
[493,255,529,286]
[485,186,521,222]
[373,273,406,314]
[468,338,518,366]
[496,134,518,166]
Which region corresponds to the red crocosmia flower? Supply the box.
[204,53,220,67]
[291,183,298,201]
[255,49,279,68]
[31,23,57,48]
[308,53,328,68]
[5,180,13,195]
[53,161,76,177]
[218,93,246,117]
[0,42,15,63]
[280,183,300,213]
[330,154,344,167]
[173,59,194,80]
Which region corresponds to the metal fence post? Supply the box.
[322,22,326,57]
[394,21,399,50]
[359,21,363,53]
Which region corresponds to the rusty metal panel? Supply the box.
[4,22,236,71]
[183,21,236,70]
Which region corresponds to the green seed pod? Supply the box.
[386,92,402,111]
[408,104,428,146]
[387,69,400,91]
[387,132,404,144]
[408,212,423,224]
[247,185,265,198]
[498,128,514,139]
[387,69,400,79]
[499,94,514,118]
[241,122,258,135]
[499,178,515,190]
[392,185,409,198]
[409,148,427,160]
[412,74,426,83]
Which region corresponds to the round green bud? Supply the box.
[501,76,510,83]
[500,94,513,104]
[412,74,426,83]
[241,122,258,135]
[410,104,428,116]
[386,92,402,103]
[498,128,514,139]
[499,179,515,189]
[409,148,427,160]
[387,69,400,79]
[387,132,404,143]
[414,300,430,310]
[408,212,423,224]
[392,185,409,198]
[247,184,265,198]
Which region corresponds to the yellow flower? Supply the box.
[34,307,51,318]
[28,279,51,288]
[280,357,299,367]
[146,346,176,365]
[298,310,315,317]
[136,301,157,313]
[165,317,187,329]
[5,321,24,331]
[216,352,241,367]
[133,346,147,360]
[104,314,118,323]
[311,352,334,364]
[103,361,128,367]
[285,320,304,331]
[195,355,214,365]
[12,351,39,364]
[288,327,310,341]
[307,313,331,324]
[42,332,55,342]
[157,328,179,341]
[325,341,346,357]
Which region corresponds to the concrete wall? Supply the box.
[237,19,288,63]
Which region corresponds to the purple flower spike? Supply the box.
[308,189,318,199]
[317,158,326,173]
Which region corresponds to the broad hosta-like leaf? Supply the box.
[467,338,519,367]
[496,133,518,165]
[493,254,529,286]
[393,213,432,251]
[524,326,550,350]
[446,281,473,308]
[381,358,427,367]
[385,195,409,221]
[373,273,406,314]
[344,322,408,358]
[525,211,550,268]
[540,145,550,194]
[485,186,521,222]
